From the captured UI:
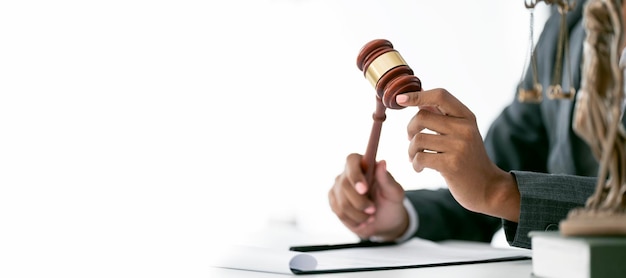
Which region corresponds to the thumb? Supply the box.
[374,160,405,202]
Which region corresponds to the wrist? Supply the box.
[385,210,410,241]
[370,205,410,242]
[389,207,410,240]
[484,169,521,222]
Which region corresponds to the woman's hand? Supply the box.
[396,88,520,222]
[328,154,408,241]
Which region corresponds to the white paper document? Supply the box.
[211,238,532,275]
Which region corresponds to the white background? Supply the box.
[0,1,548,277]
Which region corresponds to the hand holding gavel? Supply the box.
[356,39,422,187]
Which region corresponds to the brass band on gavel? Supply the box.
[365,51,409,88]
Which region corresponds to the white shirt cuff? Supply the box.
[370,197,419,243]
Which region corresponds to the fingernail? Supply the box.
[396,94,409,104]
[379,160,386,171]
[367,216,375,223]
[364,206,376,214]
[355,182,367,195]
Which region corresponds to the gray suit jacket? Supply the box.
[406,0,613,249]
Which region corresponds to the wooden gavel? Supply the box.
[356,39,422,187]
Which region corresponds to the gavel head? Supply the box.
[356,39,422,109]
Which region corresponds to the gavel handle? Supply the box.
[361,98,387,187]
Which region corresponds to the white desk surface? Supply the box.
[209,260,532,277]
[210,223,533,278]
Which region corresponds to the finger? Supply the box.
[328,190,360,228]
[407,109,458,137]
[396,88,475,119]
[328,177,375,226]
[352,219,376,238]
[345,153,368,193]
[340,178,376,213]
[331,197,373,228]
[408,132,446,159]
[411,151,448,173]
[352,223,376,239]
[407,109,475,141]
[374,160,404,202]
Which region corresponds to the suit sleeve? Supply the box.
[503,171,596,249]
[483,103,550,173]
[404,189,502,243]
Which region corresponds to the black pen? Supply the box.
[289,240,397,252]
